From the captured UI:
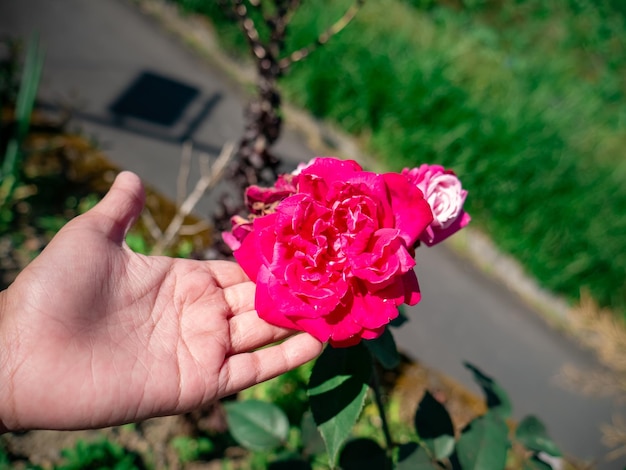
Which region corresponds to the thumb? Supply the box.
[87,171,145,245]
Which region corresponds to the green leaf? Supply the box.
[365,328,400,370]
[2,34,44,179]
[464,362,512,419]
[1,35,44,212]
[455,412,510,470]
[428,435,456,462]
[308,344,372,468]
[414,391,456,460]
[339,438,390,470]
[307,373,352,395]
[516,415,562,457]
[224,400,289,452]
[396,442,438,470]
[301,411,325,456]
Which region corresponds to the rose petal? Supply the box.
[420,210,471,246]
[404,164,470,246]
[352,292,399,330]
[383,172,433,246]
[402,270,422,305]
[255,268,301,331]
[260,266,331,320]
[300,157,363,185]
[222,216,253,251]
[234,213,277,280]
[359,326,385,340]
[329,334,363,348]
[290,313,341,343]
[350,229,416,292]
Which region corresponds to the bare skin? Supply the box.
[0,171,322,432]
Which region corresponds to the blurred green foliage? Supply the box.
[240,361,314,425]
[177,0,626,317]
[0,35,44,231]
[170,435,215,464]
[55,439,145,470]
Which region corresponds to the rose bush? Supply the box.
[403,164,471,246]
[226,157,433,346]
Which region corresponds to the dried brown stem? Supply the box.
[279,0,365,71]
[151,142,236,255]
[178,220,212,236]
[177,141,193,206]
[278,0,301,28]
[232,0,267,62]
[140,209,163,241]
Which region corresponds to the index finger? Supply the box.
[217,333,324,399]
[204,260,252,288]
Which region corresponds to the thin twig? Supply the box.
[178,220,212,236]
[140,209,163,241]
[278,0,365,71]
[284,0,301,25]
[151,142,236,255]
[232,0,268,61]
[177,141,193,206]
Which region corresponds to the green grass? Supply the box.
[177,0,626,316]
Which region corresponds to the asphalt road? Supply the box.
[1,0,624,466]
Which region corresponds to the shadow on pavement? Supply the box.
[41,69,225,156]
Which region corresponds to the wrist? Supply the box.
[0,288,15,433]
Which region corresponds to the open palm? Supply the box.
[0,172,322,432]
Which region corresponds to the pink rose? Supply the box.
[402,164,470,246]
[232,158,433,347]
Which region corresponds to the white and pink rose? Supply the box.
[402,164,471,246]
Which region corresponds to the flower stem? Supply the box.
[370,361,394,463]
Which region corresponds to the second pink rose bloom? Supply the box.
[402,164,471,246]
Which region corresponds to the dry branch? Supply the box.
[150,142,235,256]
[279,0,365,71]
[177,140,193,206]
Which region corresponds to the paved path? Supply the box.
[1,1,623,466]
